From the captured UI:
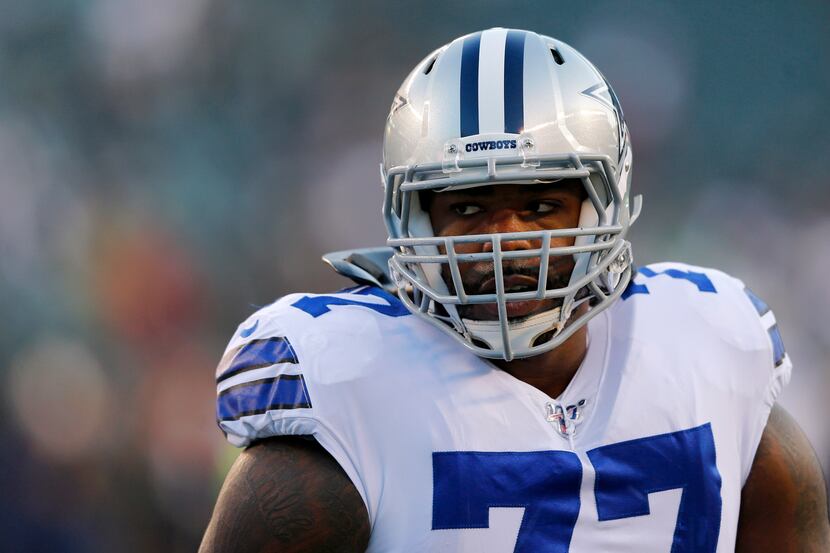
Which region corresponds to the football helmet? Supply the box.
[382,28,642,361]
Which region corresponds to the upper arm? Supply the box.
[736,404,830,552]
[199,436,370,553]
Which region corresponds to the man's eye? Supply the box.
[532,201,561,214]
[451,204,482,216]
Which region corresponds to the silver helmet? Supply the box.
[381,28,642,361]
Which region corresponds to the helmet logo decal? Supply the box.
[388,93,407,121]
[580,81,618,115]
[464,139,517,152]
[581,79,626,160]
[459,29,528,138]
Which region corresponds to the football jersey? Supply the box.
[215,262,791,553]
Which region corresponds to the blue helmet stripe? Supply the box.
[459,32,482,137]
[503,30,526,134]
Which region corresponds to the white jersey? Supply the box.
[215,262,791,553]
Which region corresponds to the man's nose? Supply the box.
[480,209,536,253]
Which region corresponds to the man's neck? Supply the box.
[491,318,589,400]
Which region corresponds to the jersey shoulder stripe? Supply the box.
[214,301,316,445]
[743,287,789,369]
[217,374,312,421]
[216,336,298,384]
[215,331,310,423]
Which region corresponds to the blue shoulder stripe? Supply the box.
[743,287,787,366]
[217,337,298,384]
[217,375,312,421]
[743,287,770,316]
[768,325,787,367]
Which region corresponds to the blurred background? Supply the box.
[0,0,828,550]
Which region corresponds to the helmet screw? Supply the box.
[446,144,458,154]
[521,137,535,149]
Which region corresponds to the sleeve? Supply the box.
[738,285,793,482]
[214,313,316,447]
[213,303,373,515]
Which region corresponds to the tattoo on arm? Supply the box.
[737,405,830,553]
[199,436,370,553]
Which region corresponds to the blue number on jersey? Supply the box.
[587,423,722,552]
[622,266,717,299]
[291,286,410,318]
[433,451,582,553]
[432,424,722,552]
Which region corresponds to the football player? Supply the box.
[200,29,830,552]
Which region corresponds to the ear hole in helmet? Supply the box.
[471,337,492,350]
[531,329,555,347]
[424,55,438,75]
[550,48,564,65]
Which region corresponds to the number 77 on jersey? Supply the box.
[432,423,722,553]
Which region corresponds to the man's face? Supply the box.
[426,179,587,321]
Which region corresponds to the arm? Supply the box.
[736,404,830,552]
[199,436,371,553]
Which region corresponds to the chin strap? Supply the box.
[461,305,571,354]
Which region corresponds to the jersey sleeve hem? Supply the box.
[219,409,317,447]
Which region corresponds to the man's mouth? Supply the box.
[448,258,574,321]
[476,274,540,295]
[460,274,561,320]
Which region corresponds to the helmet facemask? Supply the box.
[384,145,640,361]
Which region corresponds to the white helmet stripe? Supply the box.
[477,28,507,134]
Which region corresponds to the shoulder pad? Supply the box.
[214,301,316,447]
[626,261,792,375]
[214,283,411,447]
[322,247,396,294]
